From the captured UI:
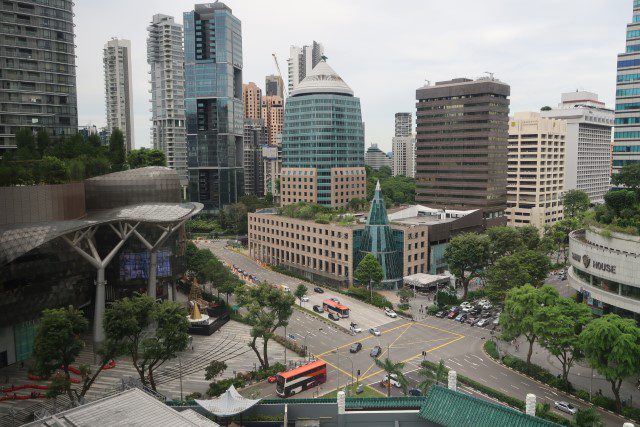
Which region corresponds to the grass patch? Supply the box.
[321,382,384,398]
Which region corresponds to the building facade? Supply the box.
[415,77,510,227]
[395,112,412,137]
[243,118,266,196]
[507,112,566,231]
[0,0,78,153]
[542,91,613,204]
[568,228,640,321]
[184,2,244,211]
[262,144,281,201]
[365,144,392,170]
[613,0,640,171]
[261,95,283,146]
[265,74,284,98]
[242,82,262,120]
[287,41,324,93]
[104,38,134,151]
[281,60,365,208]
[392,136,416,177]
[147,14,187,184]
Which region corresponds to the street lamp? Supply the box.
[344,356,355,395]
[178,355,183,402]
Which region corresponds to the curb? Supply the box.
[294,305,352,335]
[480,346,634,423]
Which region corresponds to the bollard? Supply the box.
[448,370,457,392]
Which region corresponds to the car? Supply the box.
[313,305,324,313]
[408,388,422,396]
[350,323,363,333]
[435,310,446,318]
[330,297,340,303]
[301,296,310,302]
[493,314,501,325]
[470,307,482,316]
[349,342,363,353]
[476,318,491,327]
[370,346,382,357]
[385,308,398,318]
[481,310,492,319]
[554,401,578,415]
[481,303,492,311]
[369,327,381,336]
[314,287,324,293]
[447,307,460,319]
[328,312,340,321]
[466,316,477,325]
[267,375,277,383]
[477,299,489,306]
[455,313,467,322]
[355,384,364,394]
[380,374,401,388]
[460,302,472,312]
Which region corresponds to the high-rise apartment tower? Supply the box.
[104,38,134,151]
[265,74,284,98]
[243,82,262,120]
[415,77,510,226]
[395,112,412,137]
[287,41,324,93]
[184,2,244,211]
[262,95,283,146]
[0,0,78,152]
[147,14,187,184]
[392,136,416,177]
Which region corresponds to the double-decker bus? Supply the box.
[323,299,350,318]
[276,360,327,397]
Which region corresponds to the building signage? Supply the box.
[571,253,616,274]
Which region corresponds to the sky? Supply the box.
[76,0,631,153]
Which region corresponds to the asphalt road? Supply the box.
[198,240,632,426]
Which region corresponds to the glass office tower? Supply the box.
[184,2,243,211]
[281,60,365,208]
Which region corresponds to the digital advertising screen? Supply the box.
[119,249,172,281]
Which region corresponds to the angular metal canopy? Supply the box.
[195,385,261,417]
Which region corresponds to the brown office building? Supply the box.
[415,77,510,227]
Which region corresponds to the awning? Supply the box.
[195,385,261,417]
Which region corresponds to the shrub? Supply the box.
[502,354,572,392]
[207,378,245,397]
[591,394,617,412]
[575,389,591,401]
[272,334,307,357]
[426,305,440,315]
[269,264,307,281]
[397,303,410,310]
[622,406,640,423]
[466,289,486,301]
[184,392,203,400]
[483,340,499,359]
[344,286,393,308]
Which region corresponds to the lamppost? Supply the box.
[178,355,183,402]
[345,357,355,394]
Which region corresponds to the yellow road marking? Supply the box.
[359,323,415,378]
[315,322,412,358]
[318,381,387,398]
[388,337,453,349]
[321,358,356,380]
[415,320,464,337]
[359,334,465,381]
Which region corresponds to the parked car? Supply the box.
[470,307,482,316]
[350,323,363,333]
[356,384,364,394]
[314,287,324,293]
[554,401,578,415]
[301,296,310,302]
[455,313,467,322]
[481,303,492,311]
[408,388,422,396]
[447,307,460,319]
[493,313,501,325]
[370,346,382,357]
[267,375,277,383]
[328,312,340,321]
[435,311,447,318]
[385,308,398,318]
[460,302,472,312]
[476,318,491,327]
[481,310,492,319]
[380,373,401,388]
[477,299,489,306]
[350,342,363,353]
[313,305,324,313]
[466,316,477,325]
[369,327,381,336]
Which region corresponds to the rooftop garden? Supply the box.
[584,163,640,236]
[277,202,357,225]
[0,128,166,186]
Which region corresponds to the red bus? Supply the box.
[276,360,327,397]
[323,299,350,318]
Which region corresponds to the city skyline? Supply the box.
[74,0,627,152]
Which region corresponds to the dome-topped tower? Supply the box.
[291,60,354,97]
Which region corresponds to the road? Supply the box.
[198,240,633,426]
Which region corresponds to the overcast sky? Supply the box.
[76,0,631,152]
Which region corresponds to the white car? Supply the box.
[369,327,381,336]
[477,299,489,306]
[460,302,472,312]
[381,373,401,388]
[385,308,397,318]
[350,323,362,333]
[554,401,578,415]
[301,296,310,302]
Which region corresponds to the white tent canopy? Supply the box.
[403,273,453,290]
[195,385,261,417]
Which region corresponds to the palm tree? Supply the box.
[375,357,407,397]
[573,407,604,427]
[417,359,446,394]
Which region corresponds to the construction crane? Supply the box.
[272,53,289,98]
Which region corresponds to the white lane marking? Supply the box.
[449,360,463,367]
[489,375,498,380]
[509,384,520,390]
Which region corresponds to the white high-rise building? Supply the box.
[541,91,613,204]
[104,38,134,151]
[395,112,412,137]
[392,136,416,177]
[147,14,187,184]
[287,41,324,93]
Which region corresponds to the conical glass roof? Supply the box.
[290,60,354,97]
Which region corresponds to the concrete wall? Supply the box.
[0,182,85,226]
[0,325,16,366]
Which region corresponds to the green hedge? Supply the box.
[269,264,308,281]
[502,355,571,392]
[207,378,246,397]
[483,341,499,360]
[344,286,393,309]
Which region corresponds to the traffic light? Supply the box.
[357,369,361,377]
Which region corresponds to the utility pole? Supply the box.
[284,326,287,367]
[336,347,340,391]
[178,355,183,401]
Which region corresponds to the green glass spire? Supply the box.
[357,180,403,289]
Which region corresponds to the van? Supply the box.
[281,285,290,293]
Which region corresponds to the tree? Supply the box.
[604,190,636,215]
[204,360,227,381]
[32,306,113,404]
[127,147,166,169]
[87,133,102,149]
[611,162,640,192]
[374,357,407,397]
[397,288,413,303]
[265,192,274,205]
[572,407,604,427]
[218,275,242,305]
[579,314,640,413]
[15,128,38,160]
[38,156,68,184]
[542,217,582,264]
[443,232,490,299]
[501,284,559,364]
[199,257,227,287]
[536,297,592,390]
[294,283,308,306]
[235,282,295,369]
[563,190,590,218]
[108,128,127,171]
[104,294,190,391]
[36,129,52,156]
[222,203,248,234]
[354,253,384,300]
[518,225,542,251]
[486,226,523,264]
[484,250,551,303]
[418,359,446,393]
